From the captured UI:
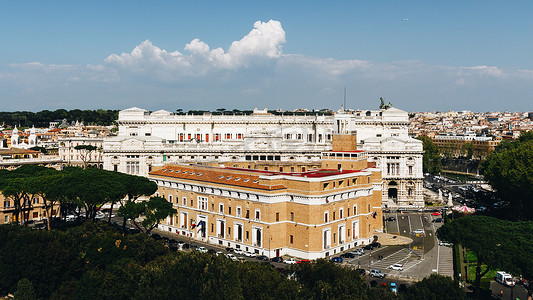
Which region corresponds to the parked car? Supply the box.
[234,249,244,255]
[226,254,238,261]
[389,264,403,271]
[270,256,284,263]
[225,247,234,252]
[284,258,297,265]
[386,217,396,221]
[297,259,310,264]
[432,218,443,223]
[216,251,224,256]
[244,251,255,258]
[207,249,216,254]
[363,245,374,250]
[431,211,441,216]
[356,268,366,276]
[370,269,386,278]
[370,242,381,248]
[340,252,356,259]
[330,257,343,263]
[352,248,365,256]
[255,255,269,261]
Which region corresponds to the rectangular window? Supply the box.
[276,213,279,222]
[246,209,250,219]
[324,212,329,223]
[255,210,260,221]
[290,235,294,244]
[219,203,224,214]
[333,211,336,220]
[340,208,343,219]
[197,196,208,210]
[353,205,357,215]
[182,197,187,206]
[290,212,294,221]
[228,206,232,215]
[237,207,242,218]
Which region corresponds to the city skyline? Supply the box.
[1,1,533,112]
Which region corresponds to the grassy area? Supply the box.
[464,250,496,291]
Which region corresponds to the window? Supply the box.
[126,161,140,175]
[324,212,329,223]
[219,203,224,214]
[237,206,242,217]
[255,209,260,221]
[408,165,413,175]
[197,196,208,210]
[353,205,357,215]
[290,235,294,244]
[211,203,214,211]
[228,206,232,215]
[182,197,187,206]
[290,212,294,221]
[211,223,214,232]
[339,208,344,219]
[276,213,279,222]
[169,195,173,204]
[245,209,250,219]
[333,211,336,220]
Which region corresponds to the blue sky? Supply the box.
[1,1,532,112]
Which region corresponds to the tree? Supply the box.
[480,132,533,220]
[13,278,37,300]
[461,142,473,159]
[117,200,146,231]
[416,135,442,174]
[116,173,157,229]
[141,197,177,233]
[402,274,465,300]
[73,145,98,169]
[437,215,533,299]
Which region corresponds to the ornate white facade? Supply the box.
[103,106,423,208]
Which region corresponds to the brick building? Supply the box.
[149,134,383,259]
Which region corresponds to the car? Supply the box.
[352,248,365,256]
[330,257,343,263]
[181,243,190,249]
[297,259,311,264]
[270,256,284,263]
[411,229,425,235]
[389,264,403,271]
[207,249,216,254]
[390,282,397,293]
[284,258,297,265]
[244,251,255,258]
[370,269,385,278]
[431,211,441,216]
[255,255,269,261]
[95,212,105,219]
[233,249,244,255]
[439,241,453,247]
[386,217,396,222]
[225,247,234,252]
[356,268,366,276]
[363,245,374,250]
[340,252,356,259]
[226,254,238,261]
[370,242,381,248]
[432,218,443,223]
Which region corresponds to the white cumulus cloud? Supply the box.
[105,20,285,77]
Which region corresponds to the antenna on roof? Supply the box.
[343,87,347,110]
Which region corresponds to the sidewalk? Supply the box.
[375,232,413,246]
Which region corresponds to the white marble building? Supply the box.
[103,106,423,208]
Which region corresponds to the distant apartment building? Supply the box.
[58,137,104,168]
[0,193,59,225]
[432,134,501,159]
[150,134,383,259]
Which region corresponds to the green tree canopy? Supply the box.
[416,135,442,174]
[480,131,533,220]
[402,274,465,300]
[141,196,177,233]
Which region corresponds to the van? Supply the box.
[496,271,514,286]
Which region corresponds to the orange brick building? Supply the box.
[150,134,383,259]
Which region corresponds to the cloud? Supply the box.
[2,20,533,112]
[105,20,285,78]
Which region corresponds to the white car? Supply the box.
[226,254,238,261]
[244,251,255,258]
[389,264,403,271]
[411,229,425,235]
[198,246,208,253]
[285,258,297,265]
[216,251,224,257]
[234,249,244,255]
